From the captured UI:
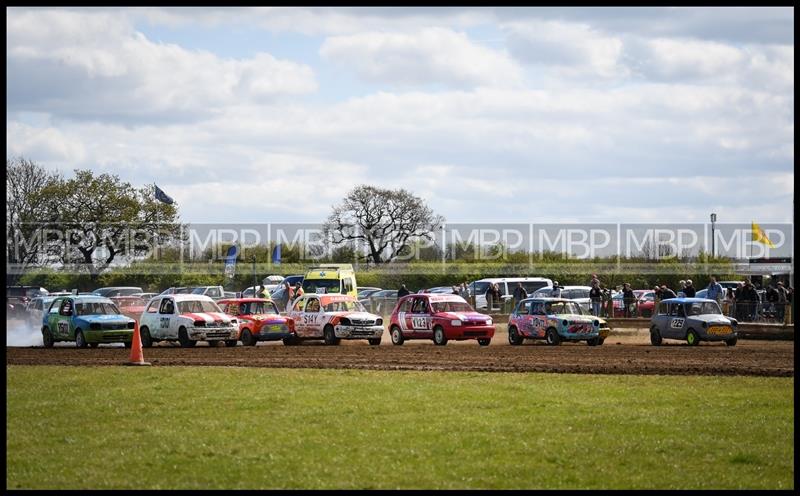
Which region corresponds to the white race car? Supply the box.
[287,293,384,345]
[138,294,238,347]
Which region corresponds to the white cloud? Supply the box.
[320,27,523,88]
[7,9,318,121]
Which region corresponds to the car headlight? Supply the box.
[229,319,237,326]
[701,322,708,328]
[486,319,492,326]
[90,323,101,330]
[375,318,383,326]
[593,320,599,327]
[562,320,569,326]
[451,320,462,326]
[194,320,206,327]
[340,317,351,326]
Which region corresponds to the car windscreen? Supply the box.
[473,282,491,294]
[241,301,279,315]
[190,287,208,295]
[177,300,222,314]
[685,302,722,316]
[521,281,549,293]
[431,301,474,313]
[357,289,379,298]
[545,301,583,315]
[75,302,120,316]
[323,300,365,312]
[303,279,341,294]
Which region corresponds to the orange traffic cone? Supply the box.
[126,320,151,366]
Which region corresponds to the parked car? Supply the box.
[138,294,239,348]
[649,298,737,346]
[217,298,296,346]
[469,277,553,310]
[612,290,655,317]
[356,287,382,299]
[41,295,135,348]
[533,286,592,312]
[389,293,494,346]
[25,296,57,329]
[7,285,48,317]
[286,293,384,345]
[189,286,226,300]
[507,297,611,346]
[130,292,158,300]
[159,287,193,295]
[92,286,144,298]
[282,274,305,288]
[363,289,398,315]
[110,296,148,323]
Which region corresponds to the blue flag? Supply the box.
[224,245,238,279]
[154,184,174,205]
[272,244,281,266]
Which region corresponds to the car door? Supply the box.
[530,301,548,338]
[45,298,63,335]
[141,297,161,334]
[513,300,535,336]
[155,297,176,339]
[664,303,687,339]
[407,297,432,337]
[54,298,74,340]
[288,297,307,335]
[300,297,323,338]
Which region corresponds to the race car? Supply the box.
[649,298,737,346]
[217,297,296,346]
[41,295,135,348]
[138,294,238,348]
[388,294,495,346]
[507,297,611,346]
[286,293,384,345]
[110,295,148,323]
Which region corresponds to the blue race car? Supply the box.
[42,295,135,348]
[649,298,738,346]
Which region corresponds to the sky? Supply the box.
[6,7,795,226]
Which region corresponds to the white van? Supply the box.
[533,285,593,312]
[470,277,553,310]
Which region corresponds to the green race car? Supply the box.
[42,296,136,348]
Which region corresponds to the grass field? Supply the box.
[6,366,794,489]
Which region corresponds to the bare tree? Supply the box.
[323,185,445,264]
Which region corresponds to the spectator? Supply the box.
[459,282,469,299]
[589,282,602,316]
[706,276,724,304]
[775,281,787,321]
[723,287,735,316]
[739,280,759,321]
[622,283,635,318]
[601,285,613,317]
[276,281,291,312]
[398,284,410,298]
[683,279,696,298]
[589,274,600,287]
[660,285,677,300]
[291,282,304,305]
[653,285,662,307]
[451,285,460,295]
[678,280,687,297]
[551,281,562,298]
[734,281,745,320]
[256,284,270,299]
[512,282,527,307]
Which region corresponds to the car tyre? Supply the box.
[324,325,339,346]
[368,338,381,346]
[508,326,523,346]
[178,327,196,348]
[587,337,599,346]
[477,338,491,346]
[75,329,88,349]
[650,326,662,346]
[433,326,447,346]
[545,328,561,346]
[123,341,131,348]
[686,329,700,346]
[241,329,256,346]
[283,335,299,346]
[390,326,404,345]
[725,337,737,347]
[224,340,238,347]
[140,327,153,348]
[42,327,54,348]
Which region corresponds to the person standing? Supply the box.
[589,282,602,316]
[683,279,696,298]
[706,276,724,304]
[256,284,269,299]
[622,283,635,318]
[775,281,787,322]
[398,284,410,298]
[277,281,291,312]
[551,281,562,298]
[660,285,677,300]
[512,282,527,307]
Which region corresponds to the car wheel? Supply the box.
[545,328,561,346]
[368,338,381,346]
[725,337,738,347]
[508,326,523,345]
[650,326,662,346]
[587,337,598,346]
[323,325,339,346]
[433,326,447,346]
[282,335,299,346]
[178,327,196,348]
[241,329,256,346]
[686,329,700,346]
[224,340,238,347]
[597,337,605,346]
[477,338,491,346]
[123,341,131,348]
[90,342,100,349]
[390,326,404,345]
[140,327,153,348]
[42,327,54,348]
[75,329,88,349]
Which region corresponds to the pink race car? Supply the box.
[389,294,495,346]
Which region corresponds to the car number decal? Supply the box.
[160,317,170,329]
[58,321,69,336]
[670,318,685,328]
[411,316,429,330]
[303,314,318,325]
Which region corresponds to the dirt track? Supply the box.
[6,330,793,377]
